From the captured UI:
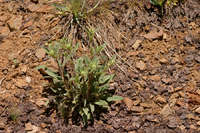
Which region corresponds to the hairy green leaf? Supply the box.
[89,104,95,114]
[95,100,109,108]
[107,95,123,102]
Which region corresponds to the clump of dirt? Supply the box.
[0,0,200,132]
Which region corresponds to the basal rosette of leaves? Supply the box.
[36,38,123,126]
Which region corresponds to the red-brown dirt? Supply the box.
[0,0,200,132]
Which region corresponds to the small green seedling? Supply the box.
[12,58,19,68]
[8,107,20,122]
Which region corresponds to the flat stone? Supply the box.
[8,15,23,30]
[195,107,200,114]
[131,122,141,129]
[159,58,168,64]
[146,115,159,123]
[0,121,5,130]
[25,123,33,131]
[26,76,31,84]
[128,131,136,133]
[40,123,47,128]
[171,57,180,64]
[131,106,144,112]
[155,95,167,104]
[143,29,163,40]
[21,65,28,74]
[179,125,185,130]
[167,117,178,129]
[136,61,146,71]
[197,121,200,126]
[0,14,10,22]
[161,78,171,84]
[140,102,152,108]
[15,78,28,88]
[196,90,200,95]
[132,40,142,50]
[25,123,40,133]
[27,125,39,133]
[0,26,10,36]
[27,3,54,13]
[35,48,46,60]
[190,125,197,129]
[195,56,200,63]
[35,98,49,107]
[133,98,141,106]
[160,104,174,117]
[123,97,134,110]
[27,3,40,12]
[186,113,200,120]
[150,75,161,81]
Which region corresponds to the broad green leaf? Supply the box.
[98,84,109,93]
[35,65,58,78]
[99,74,114,85]
[84,99,87,107]
[45,68,59,79]
[107,95,124,102]
[83,107,89,115]
[83,107,90,120]
[95,100,109,108]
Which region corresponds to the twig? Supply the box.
[87,0,101,14]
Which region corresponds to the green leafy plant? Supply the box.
[37,38,123,126]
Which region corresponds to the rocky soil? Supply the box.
[0,0,200,132]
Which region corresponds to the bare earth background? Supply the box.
[0,0,200,132]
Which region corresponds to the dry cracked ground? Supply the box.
[0,0,200,133]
